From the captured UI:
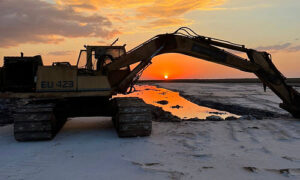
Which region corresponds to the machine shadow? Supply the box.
[60,117,114,133]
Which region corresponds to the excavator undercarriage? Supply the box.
[13,97,152,141]
[0,27,299,141]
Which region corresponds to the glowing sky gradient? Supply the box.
[0,0,299,80]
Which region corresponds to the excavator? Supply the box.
[0,27,299,141]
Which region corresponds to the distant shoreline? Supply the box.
[139,78,300,84]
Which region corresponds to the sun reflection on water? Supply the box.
[115,85,240,120]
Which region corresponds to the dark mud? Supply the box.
[181,94,282,119]
[149,105,182,122]
[152,84,284,120]
[152,84,283,119]
[156,100,169,105]
[171,105,182,109]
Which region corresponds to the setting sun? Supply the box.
[164,75,168,79]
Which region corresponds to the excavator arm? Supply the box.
[107,27,300,118]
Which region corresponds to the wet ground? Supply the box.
[116,85,239,120]
[156,83,300,119]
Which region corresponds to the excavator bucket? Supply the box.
[247,50,300,118]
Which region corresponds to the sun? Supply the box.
[164,74,168,79]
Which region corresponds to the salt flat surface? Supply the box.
[156,83,300,116]
[0,83,300,180]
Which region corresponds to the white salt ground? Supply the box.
[0,83,299,180]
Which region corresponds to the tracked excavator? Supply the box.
[0,27,299,141]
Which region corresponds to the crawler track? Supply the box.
[113,97,152,137]
[0,99,17,125]
[14,101,67,141]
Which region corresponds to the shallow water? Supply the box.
[116,85,239,120]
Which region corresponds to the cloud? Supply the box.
[47,50,73,56]
[0,0,119,47]
[96,40,106,44]
[69,4,97,11]
[287,45,300,52]
[55,0,155,9]
[256,43,292,51]
[142,18,192,29]
[136,0,226,18]
[256,43,300,52]
[55,0,226,28]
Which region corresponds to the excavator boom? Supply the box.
[107,27,300,118]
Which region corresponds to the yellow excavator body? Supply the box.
[36,65,111,93]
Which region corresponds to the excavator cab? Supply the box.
[76,45,128,73]
[76,45,131,89]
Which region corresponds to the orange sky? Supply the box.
[141,53,253,80]
[0,0,299,80]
